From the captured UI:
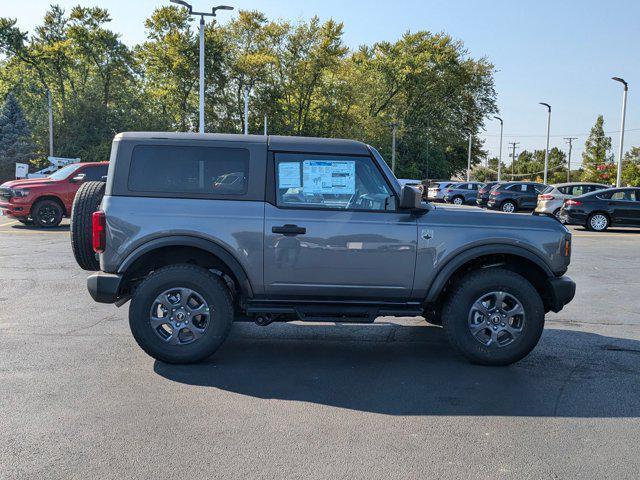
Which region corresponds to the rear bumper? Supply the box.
[547,275,576,313]
[476,197,489,206]
[87,272,123,304]
[559,210,587,225]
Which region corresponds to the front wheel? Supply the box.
[452,196,464,206]
[587,213,609,232]
[442,268,545,366]
[129,264,234,364]
[32,199,63,227]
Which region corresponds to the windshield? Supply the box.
[49,164,82,181]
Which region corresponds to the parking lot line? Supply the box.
[0,219,20,227]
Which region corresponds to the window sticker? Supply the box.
[302,160,355,194]
[278,162,301,188]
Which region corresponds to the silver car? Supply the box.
[535,182,609,217]
[427,181,455,202]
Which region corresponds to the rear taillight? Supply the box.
[92,211,106,253]
[539,194,555,200]
[564,199,582,207]
[490,191,499,196]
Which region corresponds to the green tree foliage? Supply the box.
[581,115,613,183]
[499,148,566,184]
[622,146,640,186]
[0,5,498,179]
[0,92,36,182]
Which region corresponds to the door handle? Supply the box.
[272,224,306,236]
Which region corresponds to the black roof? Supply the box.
[115,132,371,155]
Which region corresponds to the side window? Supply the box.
[610,191,631,201]
[557,186,569,195]
[274,154,396,211]
[572,185,586,196]
[128,145,249,195]
[82,165,108,181]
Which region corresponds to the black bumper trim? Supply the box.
[87,272,123,304]
[547,275,576,313]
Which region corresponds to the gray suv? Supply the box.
[83,132,575,366]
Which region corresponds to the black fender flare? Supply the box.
[117,235,254,298]
[424,243,554,303]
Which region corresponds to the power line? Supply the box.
[482,127,640,138]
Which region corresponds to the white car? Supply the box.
[398,179,424,195]
[427,181,455,202]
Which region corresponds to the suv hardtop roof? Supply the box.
[114,132,371,156]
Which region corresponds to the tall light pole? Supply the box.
[539,102,551,184]
[170,1,234,134]
[494,116,503,181]
[612,77,628,187]
[466,132,473,181]
[243,85,249,135]
[390,122,398,174]
[47,89,54,157]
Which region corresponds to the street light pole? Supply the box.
[390,122,398,174]
[494,116,503,181]
[539,103,551,184]
[466,132,472,181]
[47,89,54,157]
[170,1,234,134]
[243,85,249,135]
[612,77,628,187]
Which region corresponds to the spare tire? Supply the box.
[71,181,105,271]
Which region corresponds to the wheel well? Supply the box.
[32,195,67,216]
[122,245,243,301]
[431,253,554,313]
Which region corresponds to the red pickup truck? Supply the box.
[0,162,109,227]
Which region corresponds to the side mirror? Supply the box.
[71,173,86,183]
[399,185,429,213]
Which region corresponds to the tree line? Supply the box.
[0,4,497,183]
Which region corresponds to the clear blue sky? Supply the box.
[4,0,640,165]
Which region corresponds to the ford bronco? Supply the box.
[79,132,575,366]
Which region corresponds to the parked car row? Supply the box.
[429,179,640,232]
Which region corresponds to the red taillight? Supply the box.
[539,194,555,200]
[490,190,499,196]
[92,211,106,253]
[564,199,582,207]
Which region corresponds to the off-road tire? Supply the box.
[442,268,545,366]
[129,265,234,364]
[32,199,64,228]
[70,181,105,271]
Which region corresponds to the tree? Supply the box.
[622,146,640,186]
[581,115,613,183]
[0,92,36,182]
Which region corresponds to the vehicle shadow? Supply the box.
[10,223,70,232]
[154,322,640,417]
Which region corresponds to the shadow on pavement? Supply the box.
[9,223,70,232]
[154,322,640,417]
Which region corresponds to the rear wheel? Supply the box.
[587,212,609,232]
[442,268,545,366]
[32,199,63,227]
[501,200,516,213]
[129,265,234,364]
[552,208,561,219]
[71,181,106,271]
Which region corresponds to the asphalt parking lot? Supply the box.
[1,212,640,479]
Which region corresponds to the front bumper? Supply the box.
[0,200,28,218]
[87,272,124,304]
[547,275,576,313]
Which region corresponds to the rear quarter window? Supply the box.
[128,145,249,195]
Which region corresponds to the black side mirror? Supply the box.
[71,173,86,183]
[400,185,429,213]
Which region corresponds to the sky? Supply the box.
[3,0,640,166]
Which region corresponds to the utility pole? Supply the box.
[564,137,577,182]
[466,133,473,181]
[47,89,54,157]
[390,122,398,174]
[508,141,519,179]
[170,1,234,134]
[264,114,268,136]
